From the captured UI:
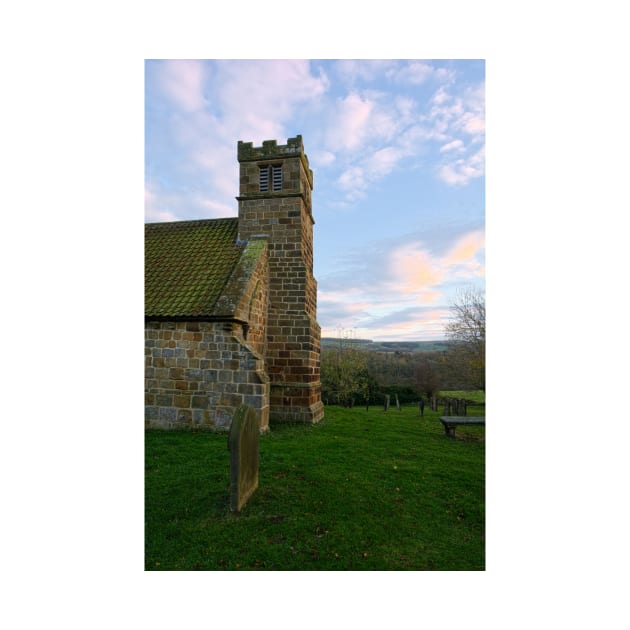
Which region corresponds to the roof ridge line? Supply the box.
[145,217,238,228]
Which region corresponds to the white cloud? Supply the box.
[432,86,450,105]
[145,183,182,222]
[335,59,398,84]
[158,60,206,112]
[365,146,403,178]
[312,150,336,167]
[461,112,485,135]
[429,81,485,186]
[438,161,479,186]
[197,196,237,218]
[145,168,237,222]
[388,60,435,85]
[435,67,457,82]
[192,143,236,199]
[396,95,415,118]
[438,145,485,185]
[335,143,408,201]
[337,166,367,200]
[324,89,416,200]
[323,87,408,157]
[214,60,328,143]
[326,92,374,151]
[317,65,485,201]
[440,139,465,153]
[431,98,465,133]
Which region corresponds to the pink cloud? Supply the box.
[316,230,484,340]
[443,230,485,266]
[365,310,451,341]
[389,243,445,294]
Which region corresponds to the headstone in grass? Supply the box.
[228,404,260,513]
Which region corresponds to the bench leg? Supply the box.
[444,424,455,438]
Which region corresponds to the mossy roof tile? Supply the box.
[145,218,243,317]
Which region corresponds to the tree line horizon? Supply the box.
[321,288,485,407]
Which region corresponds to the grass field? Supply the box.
[145,398,484,570]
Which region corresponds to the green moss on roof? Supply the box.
[145,218,243,317]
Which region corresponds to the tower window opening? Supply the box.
[259,164,282,192]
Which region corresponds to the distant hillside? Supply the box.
[321,338,453,353]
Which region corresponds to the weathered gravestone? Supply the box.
[228,404,260,513]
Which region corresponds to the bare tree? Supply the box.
[445,287,485,391]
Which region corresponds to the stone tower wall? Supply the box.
[237,136,323,423]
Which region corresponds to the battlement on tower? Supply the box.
[238,135,312,187]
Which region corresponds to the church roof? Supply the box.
[145,218,244,318]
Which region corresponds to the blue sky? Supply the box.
[145,59,484,341]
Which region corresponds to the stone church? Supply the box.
[145,135,324,432]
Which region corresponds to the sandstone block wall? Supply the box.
[237,136,323,424]
[145,321,270,432]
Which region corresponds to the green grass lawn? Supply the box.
[145,402,485,570]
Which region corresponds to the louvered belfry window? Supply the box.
[259,164,282,192]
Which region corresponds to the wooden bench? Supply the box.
[439,416,485,438]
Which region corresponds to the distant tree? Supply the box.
[320,335,369,407]
[445,287,485,391]
[412,354,442,400]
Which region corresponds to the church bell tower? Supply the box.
[236,135,324,424]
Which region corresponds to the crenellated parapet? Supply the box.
[238,135,312,188]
